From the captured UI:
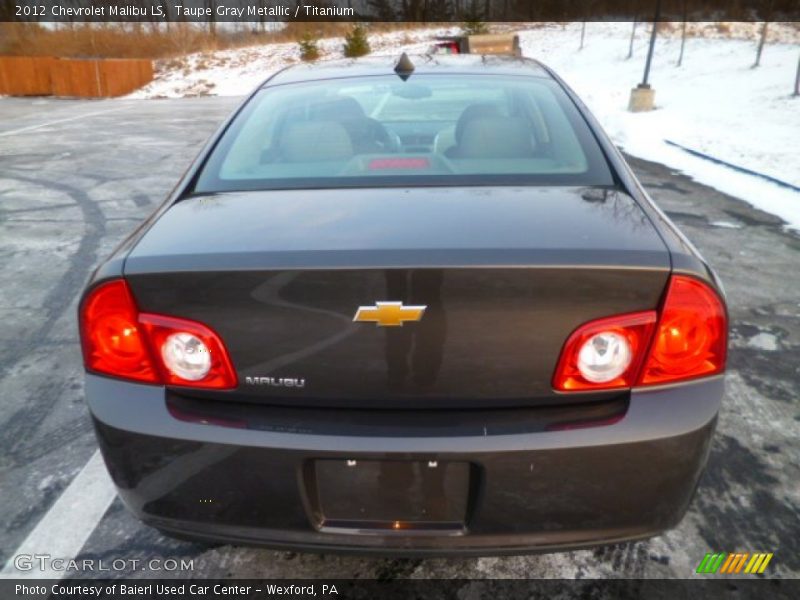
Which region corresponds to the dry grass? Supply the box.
[0,22,435,60]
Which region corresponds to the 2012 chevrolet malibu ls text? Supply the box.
[79,54,727,555]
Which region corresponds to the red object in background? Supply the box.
[368,158,430,170]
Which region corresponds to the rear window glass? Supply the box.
[194,74,614,192]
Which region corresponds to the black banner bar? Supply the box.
[2,578,798,600]
[3,0,800,23]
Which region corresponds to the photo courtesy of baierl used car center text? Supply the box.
[0,1,799,599]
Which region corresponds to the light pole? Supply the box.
[628,0,661,112]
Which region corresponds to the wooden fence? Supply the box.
[0,57,55,96]
[0,57,153,97]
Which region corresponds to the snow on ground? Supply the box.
[131,22,800,230]
[519,22,800,231]
[129,27,459,98]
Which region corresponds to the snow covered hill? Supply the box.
[129,27,460,98]
[130,22,800,230]
[520,22,800,231]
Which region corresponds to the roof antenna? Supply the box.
[394,53,415,81]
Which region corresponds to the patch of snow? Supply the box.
[38,475,54,491]
[710,220,744,229]
[517,22,800,231]
[747,332,780,351]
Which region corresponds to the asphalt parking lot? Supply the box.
[0,96,798,580]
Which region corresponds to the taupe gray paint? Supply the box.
[80,55,726,554]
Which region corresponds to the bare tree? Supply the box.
[206,0,217,39]
[367,0,395,20]
[159,0,170,33]
[753,21,769,68]
[677,0,688,67]
[794,51,800,97]
[580,21,586,50]
[627,21,637,59]
[752,0,774,69]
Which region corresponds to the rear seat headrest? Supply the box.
[280,121,353,162]
[457,117,536,159]
[454,103,501,145]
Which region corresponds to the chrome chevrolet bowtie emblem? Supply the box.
[353,301,426,327]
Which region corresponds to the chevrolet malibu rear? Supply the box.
[79,55,727,555]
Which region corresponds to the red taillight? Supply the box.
[552,311,657,391]
[80,280,159,384]
[638,275,727,385]
[80,279,237,389]
[553,275,727,392]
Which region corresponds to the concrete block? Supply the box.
[628,85,656,112]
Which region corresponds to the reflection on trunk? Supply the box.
[384,269,447,391]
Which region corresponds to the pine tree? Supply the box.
[298,31,320,62]
[461,1,489,36]
[343,24,371,58]
[462,18,489,36]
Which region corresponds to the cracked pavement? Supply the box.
[0,96,797,580]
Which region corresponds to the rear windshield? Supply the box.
[194,74,614,192]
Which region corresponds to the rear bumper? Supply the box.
[86,374,722,556]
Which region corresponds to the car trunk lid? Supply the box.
[124,186,670,407]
